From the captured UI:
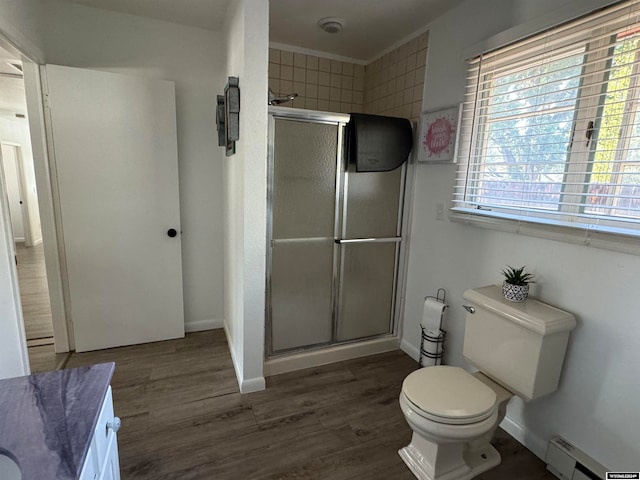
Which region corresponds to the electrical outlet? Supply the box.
[436,202,445,221]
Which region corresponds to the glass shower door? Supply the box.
[268,118,340,352]
[267,109,407,355]
[336,165,404,341]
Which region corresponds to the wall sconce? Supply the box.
[217,76,240,156]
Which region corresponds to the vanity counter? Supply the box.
[0,362,115,480]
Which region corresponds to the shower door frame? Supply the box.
[265,106,410,357]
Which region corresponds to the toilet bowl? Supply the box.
[398,366,511,480]
[398,285,577,480]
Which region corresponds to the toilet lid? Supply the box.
[402,366,497,424]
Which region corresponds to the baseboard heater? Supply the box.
[546,436,606,480]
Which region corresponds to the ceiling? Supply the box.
[0,45,26,120]
[65,0,231,31]
[63,0,465,62]
[269,0,465,61]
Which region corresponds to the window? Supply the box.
[454,0,640,239]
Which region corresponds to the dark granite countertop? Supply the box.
[0,362,115,480]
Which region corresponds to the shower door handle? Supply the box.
[335,237,402,244]
[272,237,334,246]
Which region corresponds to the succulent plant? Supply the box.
[501,266,535,286]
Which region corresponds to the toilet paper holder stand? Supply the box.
[419,288,448,368]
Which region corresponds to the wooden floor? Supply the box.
[27,343,69,373]
[15,242,54,340]
[15,242,60,373]
[63,330,555,480]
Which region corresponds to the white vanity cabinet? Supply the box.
[79,386,121,480]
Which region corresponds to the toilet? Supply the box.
[399,285,576,480]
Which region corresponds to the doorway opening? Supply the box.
[0,42,69,373]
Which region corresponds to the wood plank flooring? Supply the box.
[63,330,556,480]
[15,242,53,340]
[27,343,70,373]
[14,242,60,372]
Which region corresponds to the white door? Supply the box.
[0,144,25,241]
[45,65,184,352]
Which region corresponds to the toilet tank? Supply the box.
[463,285,576,401]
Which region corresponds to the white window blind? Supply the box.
[454,0,640,238]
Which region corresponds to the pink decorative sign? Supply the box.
[418,106,460,163]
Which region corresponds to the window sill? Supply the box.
[449,208,640,256]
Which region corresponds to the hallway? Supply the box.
[14,242,63,372]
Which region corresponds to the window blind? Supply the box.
[453,0,640,238]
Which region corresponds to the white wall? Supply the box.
[223,0,246,388]
[40,1,227,332]
[223,0,268,393]
[402,0,640,470]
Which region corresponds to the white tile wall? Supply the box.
[269,32,428,121]
[364,32,428,122]
[269,48,365,113]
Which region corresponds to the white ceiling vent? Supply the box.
[317,17,346,34]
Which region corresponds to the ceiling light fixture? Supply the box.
[318,17,345,34]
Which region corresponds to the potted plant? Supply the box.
[501,266,534,302]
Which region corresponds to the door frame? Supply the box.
[0,32,71,356]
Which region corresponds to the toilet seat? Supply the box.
[402,366,497,425]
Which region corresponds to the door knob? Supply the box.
[167,228,178,238]
[107,417,121,433]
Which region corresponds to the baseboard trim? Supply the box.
[400,338,420,362]
[223,322,266,394]
[184,318,223,333]
[264,336,401,377]
[223,322,243,389]
[240,376,266,393]
[500,415,547,461]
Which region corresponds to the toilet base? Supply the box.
[398,441,501,480]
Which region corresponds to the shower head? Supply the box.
[268,88,298,105]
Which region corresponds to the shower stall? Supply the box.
[265,107,410,369]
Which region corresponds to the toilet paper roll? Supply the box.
[421,329,444,367]
[421,298,446,330]
[423,330,444,356]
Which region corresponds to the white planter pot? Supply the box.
[502,281,529,302]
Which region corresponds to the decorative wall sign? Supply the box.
[418,105,460,163]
